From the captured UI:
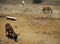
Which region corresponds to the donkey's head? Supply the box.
[14,33,20,42]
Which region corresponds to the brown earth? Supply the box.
[0,4,60,44]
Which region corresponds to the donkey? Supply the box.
[42,7,52,13]
[5,23,18,42]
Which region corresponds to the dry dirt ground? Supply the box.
[0,4,60,44]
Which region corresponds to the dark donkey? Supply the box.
[42,7,53,13]
[5,23,18,42]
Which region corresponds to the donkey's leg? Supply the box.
[6,30,8,36]
[6,30,7,36]
[43,9,45,13]
[10,33,13,39]
[8,32,11,39]
[50,9,52,13]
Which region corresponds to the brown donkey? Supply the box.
[5,23,18,42]
[42,7,52,13]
